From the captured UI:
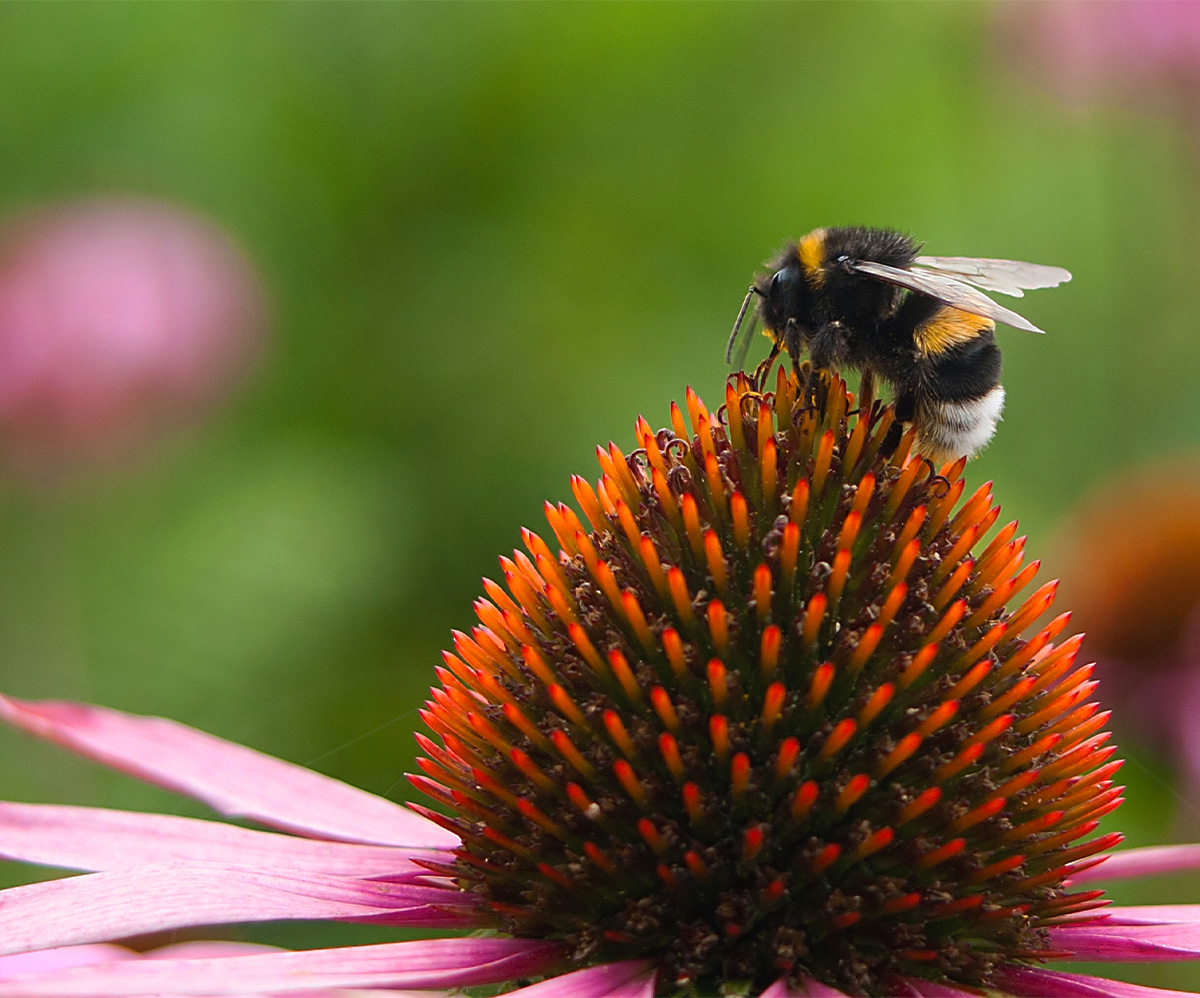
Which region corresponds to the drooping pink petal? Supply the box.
[995,964,1198,997]
[1050,918,1200,961]
[0,945,135,981]
[0,695,456,849]
[0,803,447,879]
[1069,844,1200,884]
[502,960,654,998]
[1094,905,1200,925]
[0,864,471,956]
[0,937,564,997]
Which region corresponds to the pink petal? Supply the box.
[0,945,135,981]
[0,937,563,996]
[1095,905,1200,925]
[1049,919,1200,961]
[0,695,455,849]
[146,943,281,959]
[1069,844,1200,884]
[502,960,654,998]
[996,965,1198,997]
[0,803,446,879]
[0,864,471,956]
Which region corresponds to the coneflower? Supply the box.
[0,370,1197,998]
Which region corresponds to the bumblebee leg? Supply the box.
[751,341,781,391]
[858,369,876,416]
[880,388,916,458]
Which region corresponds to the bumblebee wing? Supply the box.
[848,259,1048,334]
[913,256,1072,298]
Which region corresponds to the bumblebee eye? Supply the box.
[769,267,796,299]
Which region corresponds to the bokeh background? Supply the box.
[2,1,1200,986]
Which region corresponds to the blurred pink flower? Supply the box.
[1054,464,1200,793]
[999,1,1200,130]
[0,197,265,476]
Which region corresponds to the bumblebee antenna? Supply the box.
[725,285,761,366]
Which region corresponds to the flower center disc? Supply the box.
[414,370,1120,996]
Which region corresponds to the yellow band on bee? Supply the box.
[913,306,994,356]
[798,229,827,287]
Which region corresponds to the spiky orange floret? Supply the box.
[413,370,1120,997]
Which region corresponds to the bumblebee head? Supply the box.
[756,257,807,338]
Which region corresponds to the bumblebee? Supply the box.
[727,226,1071,461]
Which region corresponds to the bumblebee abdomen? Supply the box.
[910,307,1005,460]
[915,386,1006,462]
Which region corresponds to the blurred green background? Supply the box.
[0,1,1198,986]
